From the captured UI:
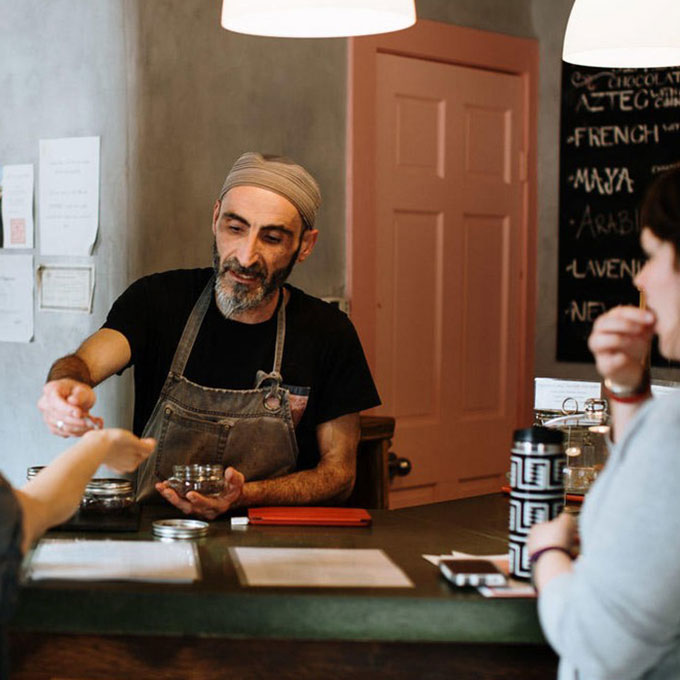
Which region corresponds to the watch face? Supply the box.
[604,373,651,400]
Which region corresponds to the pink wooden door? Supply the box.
[374,53,526,508]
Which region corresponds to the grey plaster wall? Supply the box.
[417,0,535,37]
[127,3,347,297]
[0,0,348,488]
[0,0,135,486]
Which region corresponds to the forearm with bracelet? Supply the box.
[603,367,651,403]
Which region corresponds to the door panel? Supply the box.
[391,211,442,420]
[460,214,508,416]
[375,53,525,508]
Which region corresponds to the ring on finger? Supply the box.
[56,420,65,431]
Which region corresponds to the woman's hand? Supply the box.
[528,512,577,556]
[588,305,655,388]
[528,513,578,591]
[84,429,156,473]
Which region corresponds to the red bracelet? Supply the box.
[529,546,572,565]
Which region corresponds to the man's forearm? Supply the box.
[235,462,355,508]
[47,354,93,385]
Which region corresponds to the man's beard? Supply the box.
[212,240,299,319]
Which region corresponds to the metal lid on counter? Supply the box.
[152,519,209,539]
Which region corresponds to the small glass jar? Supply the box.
[539,398,610,496]
[80,478,135,514]
[167,464,224,498]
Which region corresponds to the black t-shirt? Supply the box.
[102,268,381,471]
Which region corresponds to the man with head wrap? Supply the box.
[38,153,380,518]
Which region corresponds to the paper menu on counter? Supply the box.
[26,539,200,583]
[1,164,34,248]
[39,136,100,256]
[231,547,414,587]
[0,253,33,342]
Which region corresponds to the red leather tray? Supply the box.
[247,506,372,526]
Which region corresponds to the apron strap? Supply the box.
[272,295,286,374]
[169,275,215,377]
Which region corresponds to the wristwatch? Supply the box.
[603,370,651,402]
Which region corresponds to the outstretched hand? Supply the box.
[156,467,245,520]
[38,379,101,437]
[85,428,156,473]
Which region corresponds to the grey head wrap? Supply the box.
[219,152,321,230]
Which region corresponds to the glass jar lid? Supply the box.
[152,519,209,539]
[172,464,223,480]
[85,478,134,497]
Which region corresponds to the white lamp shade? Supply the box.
[563,0,680,67]
[221,0,417,38]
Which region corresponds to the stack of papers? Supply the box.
[231,547,413,587]
[26,539,200,583]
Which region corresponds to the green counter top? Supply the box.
[10,494,544,645]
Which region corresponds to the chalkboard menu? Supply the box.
[558,62,680,363]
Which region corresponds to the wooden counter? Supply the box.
[9,494,557,679]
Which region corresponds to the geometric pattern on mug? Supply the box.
[508,496,536,533]
[510,457,519,487]
[548,497,564,518]
[510,453,565,491]
[509,498,518,533]
[509,497,564,534]
[508,540,530,579]
[522,499,550,527]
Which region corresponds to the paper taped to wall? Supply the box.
[38,264,95,313]
[1,164,34,248]
[0,253,33,343]
[39,137,100,256]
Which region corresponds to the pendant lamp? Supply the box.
[563,0,680,67]
[221,0,417,38]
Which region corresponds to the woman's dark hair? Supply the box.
[640,167,680,259]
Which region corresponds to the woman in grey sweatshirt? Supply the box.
[529,167,680,680]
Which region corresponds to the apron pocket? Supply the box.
[222,414,298,481]
[154,404,231,481]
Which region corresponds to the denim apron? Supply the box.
[135,276,299,502]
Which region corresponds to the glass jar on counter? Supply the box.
[80,479,135,514]
[537,398,610,510]
[167,464,225,498]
